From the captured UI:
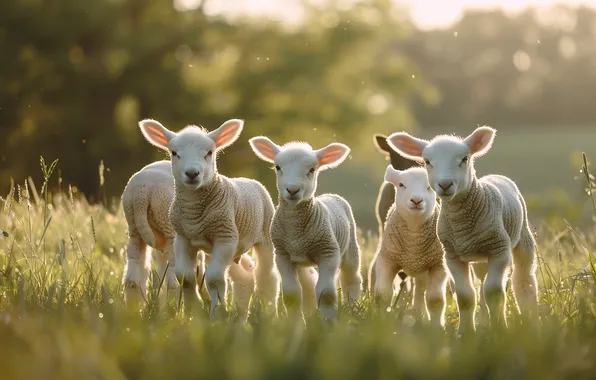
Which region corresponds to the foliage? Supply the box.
[0,0,432,204]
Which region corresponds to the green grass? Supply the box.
[1,163,596,380]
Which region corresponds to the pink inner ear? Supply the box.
[319,147,346,166]
[146,125,168,146]
[254,141,276,160]
[470,133,489,153]
[214,125,239,147]
[392,136,422,155]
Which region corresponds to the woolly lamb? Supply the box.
[138,118,282,320]
[249,136,363,323]
[369,134,417,294]
[371,165,448,328]
[372,134,418,235]
[121,160,255,314]
[387,126,538,337]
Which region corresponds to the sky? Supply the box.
[180,0,596,29]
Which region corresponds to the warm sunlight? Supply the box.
[191,0,596,29]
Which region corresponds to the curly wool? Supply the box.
[437,175,527,261]
[271,194,356,266]
[170,174,275,256]
[122,160,174,251]
[378,201,444,275]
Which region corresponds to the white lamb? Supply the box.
[387,126,538,337]
[121,160,255,314]
[370,165,448,328]
[137,118,285,320]
[249,136,363,323]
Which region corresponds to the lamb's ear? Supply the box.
[463,126,496,158]
[208,119,244,151]
[386,132,428,163]
[315,143,350,171]
[248,136,280,164]
[384,165,402,185]
[373,134,391,155]
[139,119,177,150]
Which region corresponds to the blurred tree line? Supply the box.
[1,0,595,231]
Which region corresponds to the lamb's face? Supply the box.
[168,129,218,190]
[385,166,436,220]
[249,137,351,206]
[138,118,244,192]
[386,126,496,203]
[420,138,474,201]
[273,147,319,204]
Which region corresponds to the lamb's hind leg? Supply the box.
[123,234,151,312]
[484,250,512,330]
[339,238,363,304]
[511,225,539,323]
[227,253,256,321]
[155,240,181,307]
[252,240,281,315]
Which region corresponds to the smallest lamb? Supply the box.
[249,136,363,323]
[371,165,448,328]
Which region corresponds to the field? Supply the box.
[0,162,596,380]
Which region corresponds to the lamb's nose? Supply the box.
[185,170,199,180]
[438,181,453,190]
[410,197,422,206]
[286,187,300,196]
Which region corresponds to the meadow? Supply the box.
[0,156,595,380]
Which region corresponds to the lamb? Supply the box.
[370,165,448,328]
[137,118,284,320]
[387,126,538,337]
[249,136,363,323]
[121,160,255,315]
[372,134,418,235]
[369,134,418,294]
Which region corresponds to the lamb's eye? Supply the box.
[398,183,405,188]
[424,159,430,166]
[207,150,213,156]
[171,151,178,157]
[275,165,281,171]
[308,168,315,174]
[461,156,469,164]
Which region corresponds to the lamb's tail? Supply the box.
[132,190,156,247]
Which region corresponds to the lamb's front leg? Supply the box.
[174,234,202,315]
[411,271,429,321]
[426,265,448,329]
[484,250,512,330]
[316,254,341,322]
[205,240,237,320]
[374,254,399,308]
[446,255,477,338]
[275,253,303,323]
